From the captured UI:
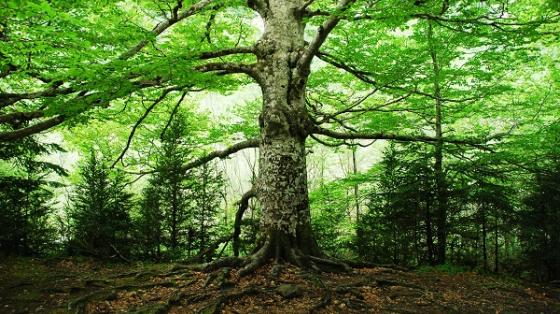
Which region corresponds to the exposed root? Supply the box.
[68,281,179,313]
[204,267,234,289]
[239,245,269,277]
[196,286,266,314]
[68,289,118,314]
[191,239,352,279]
[308,255,352,273]
[343,260,410,272]
[192,256,245,272]
[270,263,285,278]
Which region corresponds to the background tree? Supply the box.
[135,180,164,260]
[68,151,133,259]
[190,163,226,261]
[0,131,65,255]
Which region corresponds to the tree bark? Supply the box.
[425,198,435,265]
[428,22,448,265]
[481,205,488,272]
[251,0,323,267]
[494,215,499,273]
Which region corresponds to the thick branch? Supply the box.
[0,111,45,124]
[180,138,259,173]
[199,46,256,59]
[298,0,357,73]
[0,87,74,109]
[196,62,257,80]
[0,79,166,141]
[0,115,65,141]
[312,126,499,148]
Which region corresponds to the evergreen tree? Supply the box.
[190,163,225,261]
[157,111,193,258]
[136,181,164,260]
[68,151,133,258]
[520,163,560,281]
[0,130,66,255]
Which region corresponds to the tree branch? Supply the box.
[199,46,256,59]
[196,62,258,80]
[233,187,257,257]
[0,111,45,124]
[0,86,74,109]
[160,90,189,140]
[298,0,357,73]
[119,0,218,60]
[0,115,65,141]
[312,126,502,149]
[316,51,484,103]
[111,86,186,168]
[180,138,259,173]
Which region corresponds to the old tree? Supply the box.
[0,0,557,274]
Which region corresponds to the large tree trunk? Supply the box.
[255,0,321,262]
[200,1,351,275]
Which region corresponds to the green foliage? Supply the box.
[520,161,560,281]
[67,150,133,258]
[0,0,558,284]
[0,131,65,255]
[190,163,226,261]
[134,110,226,261]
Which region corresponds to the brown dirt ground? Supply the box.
[1,257,559,313]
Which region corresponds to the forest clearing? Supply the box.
[1,0,560,313]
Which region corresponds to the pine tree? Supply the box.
[0,131,66,255]
[136,180,164,260]
[68,151,133,258]
[520,163,560,281]
[190,163,225,261]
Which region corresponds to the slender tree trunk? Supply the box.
[481,205,488,272]
[352,147,360,225]
[425,199,435,265]
[170,187,178,250]
[428,22,448,265]
[494,215,499,273]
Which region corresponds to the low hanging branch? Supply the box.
[0,115,65,141]
[0,0,220,141]
[111,86,187,168]
[122,137,259,175]
[312,125,506,149]
[180,138,259,173]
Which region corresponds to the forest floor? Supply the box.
[1,257,559,314]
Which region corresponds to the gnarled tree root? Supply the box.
[192,237,352,278]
